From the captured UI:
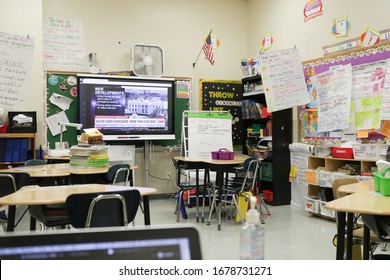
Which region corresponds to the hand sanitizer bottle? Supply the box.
[240,196,265,260]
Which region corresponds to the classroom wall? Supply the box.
[1,0,389,192]
[247,0,390,142]
[42,0,249,109]
[0,0,43,145]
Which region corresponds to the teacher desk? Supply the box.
[0,184,157,231]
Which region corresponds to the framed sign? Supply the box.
[8,111,37,133]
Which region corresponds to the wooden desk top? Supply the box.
[325,191,390,215]
[338,179,375,194]
[0,164,70,178]
[0,184,157,206]
[0,163,138,177]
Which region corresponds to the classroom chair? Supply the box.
[65,189,141,228]
[0,172,34,231]
[207,158,262,226]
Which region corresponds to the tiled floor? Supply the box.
[7,196,340,260]
[145,197,338,260]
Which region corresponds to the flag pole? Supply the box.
[193,29,213,68]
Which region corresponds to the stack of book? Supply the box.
[69,145,109,167]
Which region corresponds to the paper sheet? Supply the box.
[49,93,73,111]
[46,111,70,136]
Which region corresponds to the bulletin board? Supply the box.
[45,71,79,149]
[299,42,390,144]
[199,79,242,145]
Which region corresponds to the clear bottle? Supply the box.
[240,196,265,260]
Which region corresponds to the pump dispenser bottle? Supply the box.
[240,196,265,260]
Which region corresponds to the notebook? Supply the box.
[0,225,202,260]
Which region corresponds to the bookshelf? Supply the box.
[241,75,293,205]
[0,133,36,167]
[305,155,376,219]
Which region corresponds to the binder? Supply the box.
[19,138,29,162]
[0,139,5,162]
[11,138,21,162]
[5,139,14,162]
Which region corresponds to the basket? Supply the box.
[211,148,234,160]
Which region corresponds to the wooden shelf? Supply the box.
[0,133,36,167]
[306,155,375,219]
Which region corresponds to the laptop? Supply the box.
[0,225,202,260]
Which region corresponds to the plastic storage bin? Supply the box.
[211,148,234,160]
[262,190,273,203]
[352,144,389,160]
[331,147,354,159]
[304,197,320,213]
[373,168,390,195]
[319,201,336,218]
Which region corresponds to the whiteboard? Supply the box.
[187,111,233,159]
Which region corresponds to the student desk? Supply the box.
[174,155,249,230]
[338,179,374,194]
[325,183,390,260]
[0,184,157,231]
[0,163,138,184]
[0,163,71,178]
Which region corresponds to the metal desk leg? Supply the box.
[363,224,370,260]
[196,167,199,223]
[346,212,354,260]
[143,195,151,225]
[30,216,36,231]
[217,171,223,231]
[336,211,346,260]
[6,205,15,232]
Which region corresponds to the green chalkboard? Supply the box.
[153,80,190,147]
[45,72,79,149]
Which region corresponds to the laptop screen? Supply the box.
[0,225,202,260]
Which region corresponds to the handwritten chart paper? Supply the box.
[43,17,87,71]
[259,48,310,112]
[0,32,34,109]
[379,60,390,120]
[311,64,352,132]
[352,60,388,129]
[187,112,233,159]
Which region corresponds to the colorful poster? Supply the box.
[199,80,242,145]
[259,48,310,112]
[352,60,388,129]
[176,80,191,98]
[310,64,352,132]
[303,0,323,22]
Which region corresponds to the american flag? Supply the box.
[202,33,215,65]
